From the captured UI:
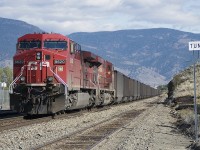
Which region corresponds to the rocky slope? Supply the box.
[168,63,200,99]
[167,62,200,144]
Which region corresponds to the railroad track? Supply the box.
[0,96,162,150]
[34,108,146,150]
[0,97,153,132]
[0,96,161,133]
[0,116,24,131]
[0,106,111,132]
[0,97,161,148]
[0,112,82,132]
[33,96,162,150]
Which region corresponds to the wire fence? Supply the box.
[0,89,10,110]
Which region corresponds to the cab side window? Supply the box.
[70,42,75,54]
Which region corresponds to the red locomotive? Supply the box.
[9,33,159,115]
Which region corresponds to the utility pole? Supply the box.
[189,41,200,143]
[193,59,198,142]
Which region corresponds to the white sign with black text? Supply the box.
[189,41,200,51]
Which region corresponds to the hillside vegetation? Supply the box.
[167,63,200,142]
[168,63,200,99]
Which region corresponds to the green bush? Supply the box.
[0,67,13,89]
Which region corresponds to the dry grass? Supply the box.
[173,63,200,100]
[178,109,194,125]
[168,64,200,138]
[176,108,197,137]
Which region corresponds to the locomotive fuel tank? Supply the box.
[66,93,90,110]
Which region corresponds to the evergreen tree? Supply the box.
[0,67,13,89]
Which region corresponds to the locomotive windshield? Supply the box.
[18,41,41,49]
[44,41,67,50]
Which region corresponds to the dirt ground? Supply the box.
[92,96,193,150]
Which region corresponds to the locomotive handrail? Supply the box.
[89,79,97,86]
[49,67,68,99]
[9,66,25,94]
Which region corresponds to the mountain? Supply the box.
[69,28,200,87]
[0,17,199,87]
[0,17,43,66]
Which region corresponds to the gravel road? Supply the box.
[0,96,192,150]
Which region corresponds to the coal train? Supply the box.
[9,33,159,115]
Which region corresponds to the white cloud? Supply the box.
[0,0,200,34]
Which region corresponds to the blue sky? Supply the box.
[0,0,200,34]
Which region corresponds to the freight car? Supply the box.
[9,33,159,116]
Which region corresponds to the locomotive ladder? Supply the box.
[9,64,68,100]
[49,67,68,99]
[41,62,68,99]
[9,66,25,94]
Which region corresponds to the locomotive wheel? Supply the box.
[56,112,61,115]
[61,110,65,114]
[52,113,56,119]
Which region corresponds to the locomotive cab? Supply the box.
[10,33,77,115]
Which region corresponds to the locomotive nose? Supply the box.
[23,51,51,83]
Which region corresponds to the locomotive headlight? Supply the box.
[20,76,25,82]
[36,52,42,60]
[47,76,53,83]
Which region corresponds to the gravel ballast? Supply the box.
[0,96,192,149]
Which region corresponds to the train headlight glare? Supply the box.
[36,52,42,60]
[47,76,53,82]
[20,76,25,82]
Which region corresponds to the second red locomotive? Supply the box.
[9,33,159,115]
